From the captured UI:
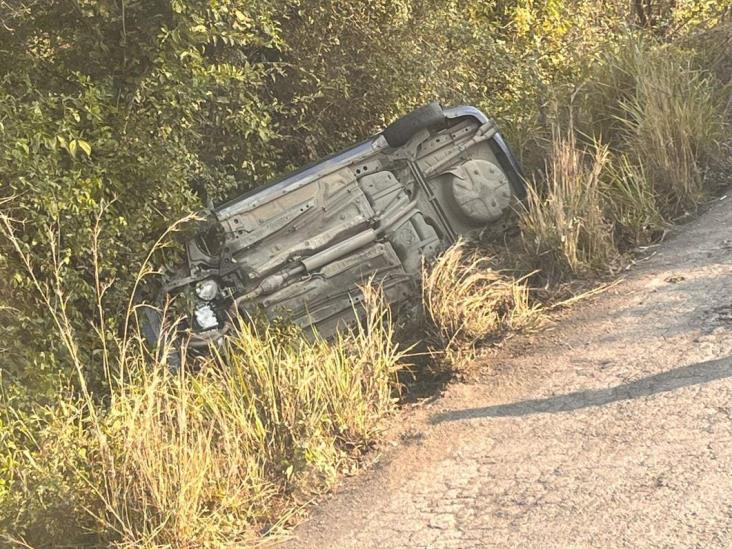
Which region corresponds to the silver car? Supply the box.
[158,103,525,348]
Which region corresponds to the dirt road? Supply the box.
[284,195,732,548]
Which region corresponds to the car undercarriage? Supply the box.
[158,103,525,347]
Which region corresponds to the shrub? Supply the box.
[620,51,726,215]
[0,0,289,405]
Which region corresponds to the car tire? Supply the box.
[382,102,445,148]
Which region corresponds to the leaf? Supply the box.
[15,140,29,155]
[68,139,78,159]
[77,139,92,157]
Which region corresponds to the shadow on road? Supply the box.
[431,356,732,423]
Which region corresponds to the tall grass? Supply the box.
[520,36,727,277]
[620,48,725,214]
[582,37,727,216]
[0,207,404,547]
[93,302,400,547]
[605,154,667,246]
[422,240,540,367]
[519,129,618,277]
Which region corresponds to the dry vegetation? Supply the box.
[518,38,727,278]
[423,35,730,369]
[1,6,731,548]
[0,211,403,546]
[520,130,617,277]
[423,240,540,367]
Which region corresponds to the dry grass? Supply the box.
[620,49,725,215]
[519,128,619,278]
[92,294,400,547]
[0,207,404,548]
[423,240,540,367]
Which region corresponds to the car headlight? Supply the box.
[194,304,219,331]
[195,279,219,301]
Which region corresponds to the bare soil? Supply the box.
[280,194,732,548]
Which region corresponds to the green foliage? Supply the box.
[0,0,288,401]
[0,395,99,547]
[271,0,625,167]
[0,0,730,544]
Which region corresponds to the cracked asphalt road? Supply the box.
[283,196,732,548]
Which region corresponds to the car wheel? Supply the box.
[382,102,445,148]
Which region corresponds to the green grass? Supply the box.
[0,211,404,547]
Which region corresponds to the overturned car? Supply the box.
[159,103,525,348]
